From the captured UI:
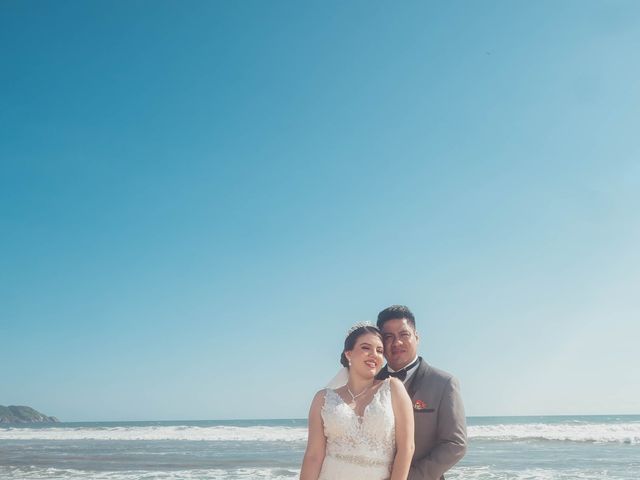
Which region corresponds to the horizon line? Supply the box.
[36,412,640,424]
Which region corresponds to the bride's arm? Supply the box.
[300,390,327,480]
[389,378,415,480]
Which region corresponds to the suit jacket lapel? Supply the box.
[405,357,429,399]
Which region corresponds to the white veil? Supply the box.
[325,367,349,389]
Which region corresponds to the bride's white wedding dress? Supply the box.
[318,378,395,480]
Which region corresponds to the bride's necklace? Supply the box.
[346,382,373,402]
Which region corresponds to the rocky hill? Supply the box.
[0,405,59,423]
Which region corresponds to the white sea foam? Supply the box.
[0,425,307,442]
[446,465,634,480]
[0,465,632,480]
[1,421,639,444]
[0,466,300,479]
[468,422,640,444]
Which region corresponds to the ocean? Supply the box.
[0,415,638,479]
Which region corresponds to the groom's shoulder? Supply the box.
[419,360,458,384]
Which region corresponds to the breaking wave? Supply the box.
[1,421,639,444]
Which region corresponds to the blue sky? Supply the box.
[1,1,639,421]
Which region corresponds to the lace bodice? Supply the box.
[318,378,395,480]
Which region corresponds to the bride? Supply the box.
[300,323,414,480]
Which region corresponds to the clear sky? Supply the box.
[1,1,639,422]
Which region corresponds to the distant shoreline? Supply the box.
[0,406,58,424]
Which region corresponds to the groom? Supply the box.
[376,305,467,480]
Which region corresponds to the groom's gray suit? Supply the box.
[380,358,467,480]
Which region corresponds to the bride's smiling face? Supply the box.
[344,332,384,377]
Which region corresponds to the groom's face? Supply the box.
[381,318,419,371]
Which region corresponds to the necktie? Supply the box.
[388,369,408,381]
[378,358,420,381]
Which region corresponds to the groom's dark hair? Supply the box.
[376,305,416,330]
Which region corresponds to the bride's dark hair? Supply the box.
[340,325,382,368]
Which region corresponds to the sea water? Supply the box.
[1,415,638,479]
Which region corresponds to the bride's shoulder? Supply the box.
[387,377,405,393]
[309,389,328,415]
[313,388,329,401]
[387,377,412,406]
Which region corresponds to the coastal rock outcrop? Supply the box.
[0,405,59,423]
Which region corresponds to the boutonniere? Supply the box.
[413,400,428,410]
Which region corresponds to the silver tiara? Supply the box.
[346,321,373,337]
